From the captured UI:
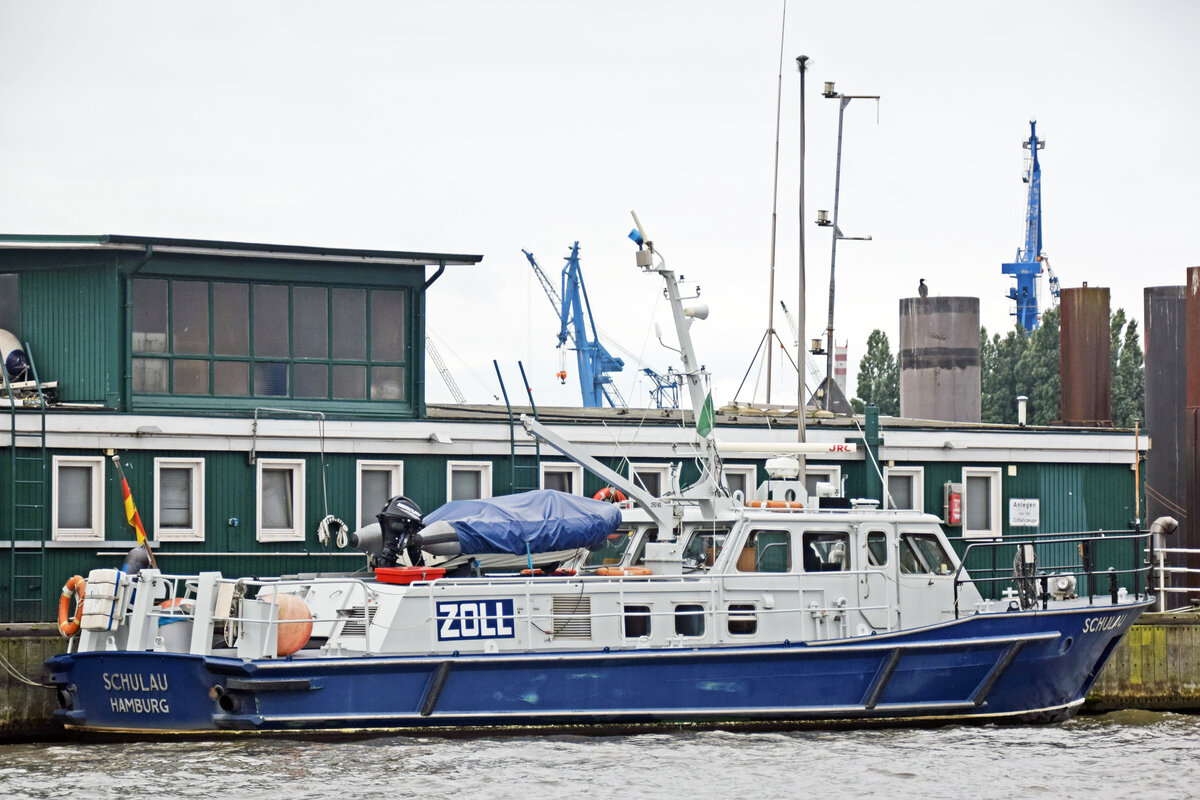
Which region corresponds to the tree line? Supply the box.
[851,307,1145,427]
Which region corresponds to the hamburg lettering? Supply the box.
[436,599,516,641]
[1082,614,1126,634]
[109,696,170,714]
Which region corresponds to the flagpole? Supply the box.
[107,450,158,570]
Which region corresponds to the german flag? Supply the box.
[120,475,148,547]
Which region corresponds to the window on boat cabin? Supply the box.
[681,526,730,570]
[153,458,205,542]
[866,530,888,567]
[899,532,954,575]
[540,463,583,495]
[627,527,658,566]
[585,526,637,568]
[51,455,105,541]
[727,603,758,636]
[723,465,757,502]
[883,466,924,511]
[131,278,410,404]
[447,461,492,501]
[629,463,670,497]
[256,458,305,542]
[675,603,706,637]
[357,460,404,528]
[962,467,1003,540]
[623,605,651,638]
[802,531,850,572]
[804,465,842,499]
[736,530,791,573]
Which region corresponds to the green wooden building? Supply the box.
[0,235,1148,623]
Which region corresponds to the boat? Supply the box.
[45,219,1165,736]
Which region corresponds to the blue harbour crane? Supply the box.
[523,242,625,408]
[1001,120,1056,332]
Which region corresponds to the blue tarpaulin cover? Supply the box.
[422,490,621,555]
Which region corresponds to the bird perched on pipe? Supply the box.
[918,278,928,298]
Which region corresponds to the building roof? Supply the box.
[0,234,483,267]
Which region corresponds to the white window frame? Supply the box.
[356,460,405,528]
[883,465,925,512]
[256,458,305,543]
[540,462,584,496]
[629,463,671,498]
[153,457,205,542]
[723,464,758,502]
[962,467,1003,540]
[804,464,843,497]
[447,460,492,502]
[52,455,105,541]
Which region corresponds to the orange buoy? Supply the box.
[747,500,804,509]
[274,594,313,657]
[593,487,627,503]
[595,566,653,576]
[57,575,86,637]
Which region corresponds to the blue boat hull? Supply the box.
[46,603,1144,734]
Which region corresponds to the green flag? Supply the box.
[696,392,714,438]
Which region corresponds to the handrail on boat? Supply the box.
[951,529,1154,619]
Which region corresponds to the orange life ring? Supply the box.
[58,575,86,637]
[593,487,628,503]
[747,500,804,509]
[595,566,653,576]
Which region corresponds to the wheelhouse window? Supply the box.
[52,455,105,541]
[357,460,404,528]
[585,526,637,568]
[884,466,924,511]
[900,532,954,575]
[736,530,791,573]
[963,467,1003,539]
[256,458,305,542]
[866,530,888,567]
[131,278,409,404]
[540,463,583,495]
[802,531,850,572]
[681,526,729,570]
[447,461,492,501]
[153,458,205,542]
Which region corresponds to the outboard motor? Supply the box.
[376,495,425,568]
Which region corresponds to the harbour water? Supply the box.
[1,711,1197,799]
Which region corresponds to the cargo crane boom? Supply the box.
[1001,120,1048,332]
[425,335,466,404]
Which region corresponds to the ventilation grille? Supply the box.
[338,605,375,637]
[551,595,592,640]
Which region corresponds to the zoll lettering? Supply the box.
[437,599,516,641]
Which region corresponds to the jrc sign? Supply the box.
[436,599,516,641]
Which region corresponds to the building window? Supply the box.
[804,465,842,499]
[884,466,924,511]
[52,456,105,541]
[963,467,1003,540]
[629,464,670,497]
[723,465,757,502]
[356,460,404,528]
[256,458,305,542]
[153,458,204,542]
[131,278,409,403]
[448,461,492,501]
[540,463,583,495]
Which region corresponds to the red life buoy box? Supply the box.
[375,566,447,584]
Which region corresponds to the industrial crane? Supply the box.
[524,244,682,409]
[425,335,466,404]
[1001,120,1055,332]
[779,300,827,399]
[523,243,625,408]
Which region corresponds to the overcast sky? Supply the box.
[2,1,1196,410]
